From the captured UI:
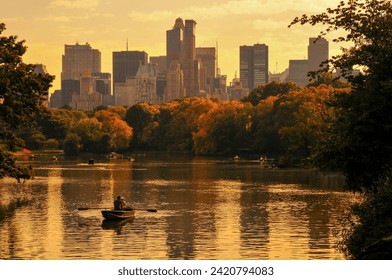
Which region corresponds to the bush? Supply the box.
[337,174,392,259]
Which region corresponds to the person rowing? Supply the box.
[114,196,127,210]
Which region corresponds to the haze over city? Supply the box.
[1,0,345,92]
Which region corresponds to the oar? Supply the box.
[77,207,157,212]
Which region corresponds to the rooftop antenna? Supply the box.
[126,38,129,51]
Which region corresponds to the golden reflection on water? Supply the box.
[0,156,360,260]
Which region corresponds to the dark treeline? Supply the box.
[20,78,349,166]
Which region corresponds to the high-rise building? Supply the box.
[60,43,103,109]
[150,56,167,75]
[166,18,184,70]
[183,19,197,97]
[61,43,101,81]
[196,47,217,96]
[308,37,329,73]
[285,37,329,87]
[112,51,148,96]
[166,60,185,101]
[240,44,269,91]
[285,60,309,86]
[134,64,158,104]
[166,18,201,100]
[69,71,103,111]
[61,79,80,106]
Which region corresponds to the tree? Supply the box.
[168,98,216,151]
[241,81,301,106]
[306,72,350,88]
[94,110,133,152]
[125,103,159,149]
[279,85,349,159]
[69,118,103,153]
[63,133,81,156]
[193,101,253,155]
[290,0,392,193]
[0,23,54,181]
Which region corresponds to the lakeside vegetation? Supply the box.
[1,0,392,259]
[20,80,348,164]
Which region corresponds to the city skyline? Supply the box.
[1,0,346,92]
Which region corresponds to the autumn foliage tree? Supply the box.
[94,109,133,152]
[193,100,253,155]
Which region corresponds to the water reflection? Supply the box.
[101,218,134,234]
[0,154,360,260]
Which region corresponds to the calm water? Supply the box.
[0,153,360,260]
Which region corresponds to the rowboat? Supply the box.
[101,209,135,220]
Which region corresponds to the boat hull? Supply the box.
[101,209,135,220]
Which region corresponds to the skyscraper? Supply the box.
[112,51,148,96]
[60,43,101,108]
[285,60,309,86]
[240,43,269,91]
[113,51,148,83]
[308,37,329,73]
[166,18,200,100]
[166,60,185,101]
[183,19,197,97]
[166,18,184,69]
[61,43,101,80]
[196,47,217,96]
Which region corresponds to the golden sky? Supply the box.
[1,0,344,92]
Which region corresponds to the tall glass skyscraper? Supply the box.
[112,51,148,95]
[240,43,269,91]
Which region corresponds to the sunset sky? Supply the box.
[1,0,345,92]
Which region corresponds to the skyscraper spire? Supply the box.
[126,38,129,51]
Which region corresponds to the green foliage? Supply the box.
[0,23,54,180]
[125,102,159,149]
[63,133,80,156]
[337,179,392,259]
[38,110,69,140]
[69,118,104,153]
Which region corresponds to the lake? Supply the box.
[0,153,360,260]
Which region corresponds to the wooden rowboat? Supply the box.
[101,209,135,220]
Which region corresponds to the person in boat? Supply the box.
[114,196,126,210]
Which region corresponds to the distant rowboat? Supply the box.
[101,209,135,220]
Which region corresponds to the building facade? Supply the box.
[308,37,329,73]
[285,59,309,86]
[240,44,269,91]
[183,20,197,97]
[69,71,103,111]
[166,18,184,70]
[61,43,101,81]
[112,51,148,97]
[196,47,217,96]
[166,60,185,101]
[134,64,158,104]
